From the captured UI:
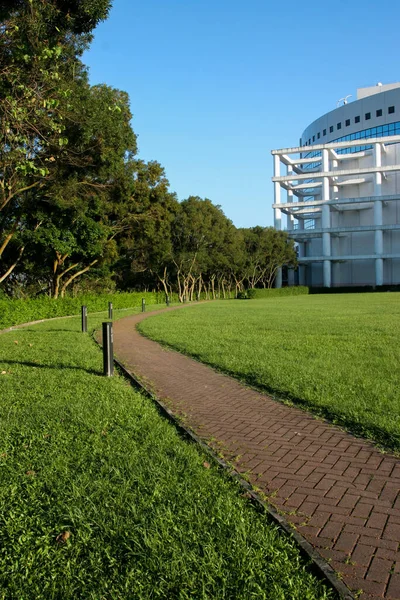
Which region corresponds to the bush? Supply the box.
[236,287,308,300]
[236,291,247,299]
[0,291,179,330]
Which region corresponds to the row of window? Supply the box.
[301,121,400,168]
[302,106,396,146]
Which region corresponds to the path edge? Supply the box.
[100,311,355,600]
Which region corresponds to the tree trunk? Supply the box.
[60,260,98,297]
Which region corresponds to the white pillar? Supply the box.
[322,149,331,287]
[374,143,383,286]
[286,170,295,286]
[274,154,282,287]
[274,155,282,231]
[297,220,306,286]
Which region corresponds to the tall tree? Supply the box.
[0,0,114,285]
[242,227,297,288]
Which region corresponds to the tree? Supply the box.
[14,83,138,297]
[170,197,237,301]
[0,0,114,285]
[114,160,180,294]
[242,227,297,289]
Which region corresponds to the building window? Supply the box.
[337,122,342,130]
[308,139,311,144]
[389,106,395,114]
[355,115,360,123]
[365,112,371,120]
[312,135,315,142]
[376,109,383,117]
[323,129,326,136]
[345,119,350,126]
[329,126,334,133]
[317,132,320,139]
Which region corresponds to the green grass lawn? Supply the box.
[139,293,400,452]
[0,307,332,599]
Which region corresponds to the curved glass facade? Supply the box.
[302,121,400,169]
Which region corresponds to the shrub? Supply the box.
[248,287,309,299]
[0,291,179,330]
[236,287,308,300]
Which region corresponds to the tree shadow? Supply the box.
[1,359,101,376]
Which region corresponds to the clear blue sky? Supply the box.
[83,0,399,228]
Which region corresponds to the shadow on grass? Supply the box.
[1,359,101,376]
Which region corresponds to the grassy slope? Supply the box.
[0,308,332,599]
[139,294,400,451]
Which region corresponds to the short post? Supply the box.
[166,295,169,307]
[142,298,146,313]
[108,301,113,320]
[102,322,114,376]
[81,305,88,333]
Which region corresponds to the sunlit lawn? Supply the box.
[139,293,400,451]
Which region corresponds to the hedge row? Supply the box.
[239,287,309,299]
[309,285,400,294]
[0,292,179,330]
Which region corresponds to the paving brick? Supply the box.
[351,543,375,567]
[382,522,400,542]
[365,556,392,584]
[320,519,344,541]
[334,531,359,554]
[387,573,400,600]
[366,510,388,532]
[338,493,360,510]
[352,502,373,519]
[351,578,386,597]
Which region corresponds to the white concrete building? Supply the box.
[272,82,400,288]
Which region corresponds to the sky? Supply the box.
[83,0,400,228]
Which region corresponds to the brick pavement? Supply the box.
[113,306,400,600]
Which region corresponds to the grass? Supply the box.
[0,306,333,599]
[138,293,400,452]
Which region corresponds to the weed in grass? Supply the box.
[0,311,333,599]
[139,294,400,452]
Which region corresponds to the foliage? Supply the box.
[247,286,309,298]
[242,227,297,289]
[0,291,178,330]
[0,315,333,599]
[0,0,137,294]
[139,294,400,452]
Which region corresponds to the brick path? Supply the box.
[113,306,400,600]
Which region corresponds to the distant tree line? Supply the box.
[0,0,296,299]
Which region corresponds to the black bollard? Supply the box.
[142,298,146,313]
[108,301,113,320]
[81,305,88,333]
[102,322,114,376]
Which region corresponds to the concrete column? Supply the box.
[274,155,282,231]
[286,169,295,287]
[322,149,331,287]
[374,143,383,286]
[297,220,306,286]
[274,154,282,287]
